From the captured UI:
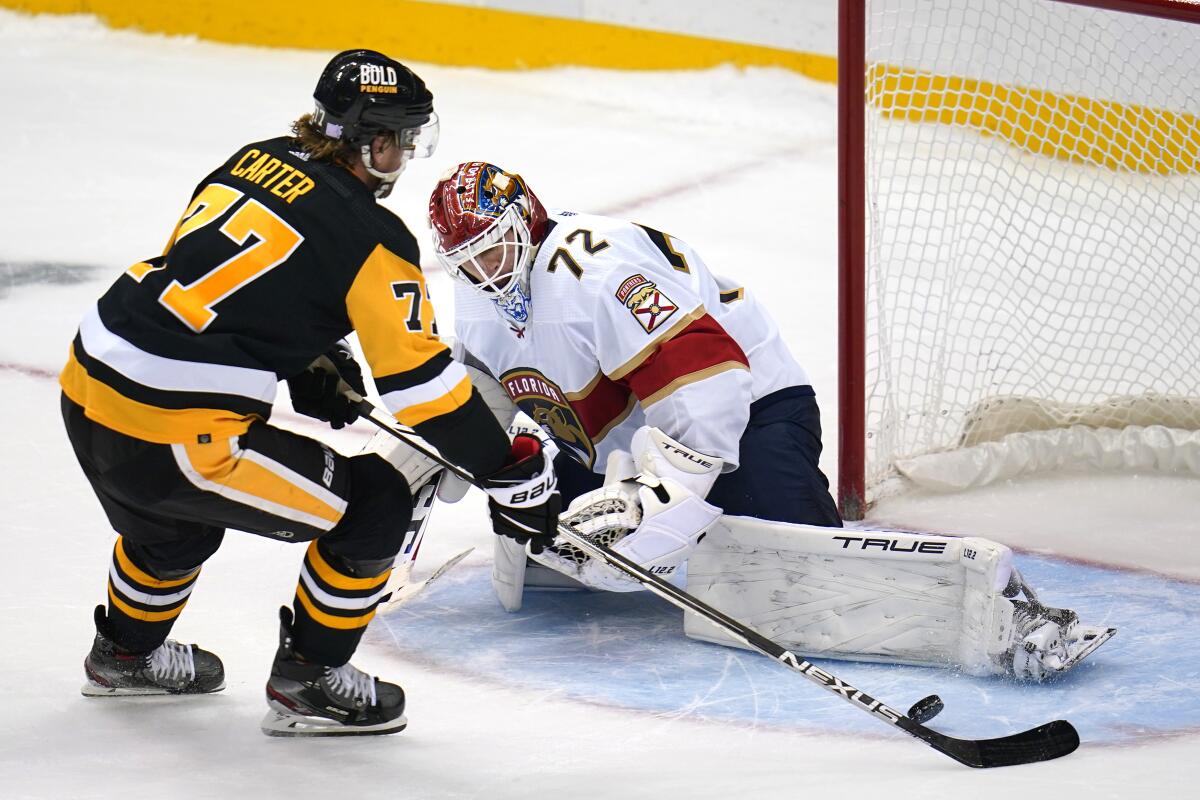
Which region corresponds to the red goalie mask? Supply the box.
[428,162,549,298]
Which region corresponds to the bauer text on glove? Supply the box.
[480,435,561,554]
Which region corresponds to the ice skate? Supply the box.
[1008,596,1116,681]
[260,607,407,737]
[1003,573,1113,681]
[82,605,226,696]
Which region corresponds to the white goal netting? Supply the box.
[863,0,1200,500]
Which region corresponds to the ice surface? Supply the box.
[377,556,1193,742]
[0,10,1196,799]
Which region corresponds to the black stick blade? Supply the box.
[924,720,1080,768]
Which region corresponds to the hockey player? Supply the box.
[60,53,559,737]
[421,162,1114,681]
[426,161,840,598]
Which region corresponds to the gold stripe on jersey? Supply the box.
[565,370,604,403]
[60,345,257,444]
[125,261,165,283]
[347,244,474,426]
[393,373,473,427]
[176,440,345,527]
[639,361,751,408]
[607,305,706,382]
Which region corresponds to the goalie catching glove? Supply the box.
[480,435,561,554]
[531,426,724,592]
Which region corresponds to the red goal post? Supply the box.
[838,0,1200,519]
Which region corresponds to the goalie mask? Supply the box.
[428,162,549,323]
[312,49,439,197]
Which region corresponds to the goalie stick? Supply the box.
[348,394,1079,768]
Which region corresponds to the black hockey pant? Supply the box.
[62,394,413,666]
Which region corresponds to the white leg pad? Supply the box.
[492,535,529,612]
[491,535,589,612]
[684,517,1018,675]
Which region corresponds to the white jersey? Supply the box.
[453,210,810,471]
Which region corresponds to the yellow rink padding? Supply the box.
[0,0,837,81]
[10,4,1193,174]
[870,64,1200,176]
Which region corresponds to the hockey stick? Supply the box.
[351,397,1079,768]
[380,546,474,611]
[377,475,475,612]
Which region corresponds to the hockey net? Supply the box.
[840,0,1200,512]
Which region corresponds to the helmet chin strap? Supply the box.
[360,144,411,199]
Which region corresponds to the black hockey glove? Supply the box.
[287,341,367,430]
[479,435,562,554]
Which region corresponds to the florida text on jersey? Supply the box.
[60,137,473,450]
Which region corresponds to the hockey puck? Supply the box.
[907,694,945,724]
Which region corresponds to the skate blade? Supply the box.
[1030,625,1117,681]
[1059,626,1117,672]
[81,680,227,697]
[260,709,408,738]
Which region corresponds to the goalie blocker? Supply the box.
[684,519,1115,680]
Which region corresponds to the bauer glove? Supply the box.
[480,435,562,554]
[287,340,366,430]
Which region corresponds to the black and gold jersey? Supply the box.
[61,136,508,474]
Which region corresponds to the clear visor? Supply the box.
[399,112,439,159]
[437,205,534,296]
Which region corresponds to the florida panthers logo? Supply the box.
[500,368,595,468]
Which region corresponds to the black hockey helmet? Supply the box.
[312,49,435,145]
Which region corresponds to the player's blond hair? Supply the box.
[290,113,357,166]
